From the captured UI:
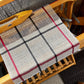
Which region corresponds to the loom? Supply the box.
[0,0,84,84]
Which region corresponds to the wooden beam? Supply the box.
[0,56,3,63]
[37,62,75,84]
[50,0,75,9]
[67,1,75,19]
[0,74,14,84]
[0,0,14,7]
[76,33,84,48]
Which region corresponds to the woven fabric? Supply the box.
[0,5,79,84]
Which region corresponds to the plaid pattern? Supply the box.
[0,5,79,84]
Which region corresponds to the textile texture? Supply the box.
[0,5,79,84]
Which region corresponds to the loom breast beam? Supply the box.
[0,0,14,7]
[0,10,33,33]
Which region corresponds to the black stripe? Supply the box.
[42,23,62,34]
[29,17,58,63]
[1,42,24,55]
[1,23,62,55]
[14,26,42,73]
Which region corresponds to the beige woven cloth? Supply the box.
[0,5,79,84]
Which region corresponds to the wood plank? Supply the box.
[42,70,47,77]
[0,0,14,7]
[63,58,69,65]
[41,64,75,84]
[48,67,53,73]
[37,63,75,84]
[62,3,66,14]
[69,54,76,63]
[31,76,36,83]
[0,55,3,63]
[26,79,30,84]
[53,64,58,71]
[77,33,84,49]
[67,1,75,19]
[67,56,72,64]
[37,73,42,80]
[0,74,14,84]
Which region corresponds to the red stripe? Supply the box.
[42,7,74,53]
[12,43,79,80]
[40,43,79,65]
[12,66,38,80]
[0,36,24,81]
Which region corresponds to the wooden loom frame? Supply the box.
[0,0,14,7]
[0,0,84,84]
